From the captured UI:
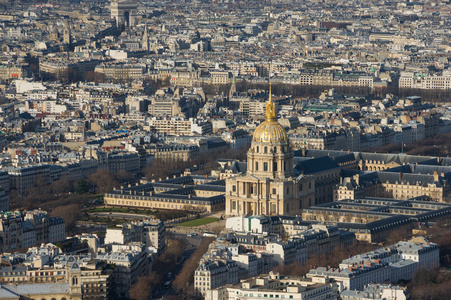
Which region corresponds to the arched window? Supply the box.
[72,277,78,285]
[263,162,268,171]
[273,162,277,171]
[255,162,259,171]
[264,146,268,153]
[274,147,277,153]
[256,146,259,152]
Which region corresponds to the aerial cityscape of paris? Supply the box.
[0,0,451,299]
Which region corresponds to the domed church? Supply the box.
[225,88,315,216]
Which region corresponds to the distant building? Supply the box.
[341,284,409,300]
[302,198,451,243]
[308,237,439,291]
[226,93,315,216]
[96,243,151,299]
[0,210,65,252]
[4,164,51,196]
[105,220,166,253]
[205,272,340,300]
[104,175,225,213]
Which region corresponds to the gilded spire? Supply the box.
[265,83,276,122]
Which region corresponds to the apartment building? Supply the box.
[399,72,451,90]
[341,284,409,300]
[206,272,340,300]
[210,71,230,84]
[0,210,65,253]
[96,243,151,299]
[94,62,146,81]
[307,262,390,291]
[4,164,51,196]
[105,220,166,253]
[97,152,140,178]
[335,237,439,285]
[149,96,190,118]
[148,143,199,162]
[195,259,238,296]
[0,188,8,211]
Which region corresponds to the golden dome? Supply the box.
[252,85,288,143]
[252,120,288,143]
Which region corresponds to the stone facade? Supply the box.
[226,93,315,216]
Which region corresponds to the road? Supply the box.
[151,232,202,300]
[90,211,150,220]
[78,212,219,299]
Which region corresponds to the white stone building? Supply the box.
[206,272,340,300]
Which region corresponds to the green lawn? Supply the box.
[177,218,220,227]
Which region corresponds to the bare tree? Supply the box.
[130,273,159,300]
[173,237,214,293]
[88,169,118,193]
[50,204,80,233]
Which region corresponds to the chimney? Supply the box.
[353,174,359,185]
[399,172,402,182]
[433,171,439,182]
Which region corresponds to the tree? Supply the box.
[115,169,131,182]
[51,175,73,195]
[88,170,118,193]
[75,179,89,194]
[130,273,159,300]
[172,237,214,293]
[50,204,80,233]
